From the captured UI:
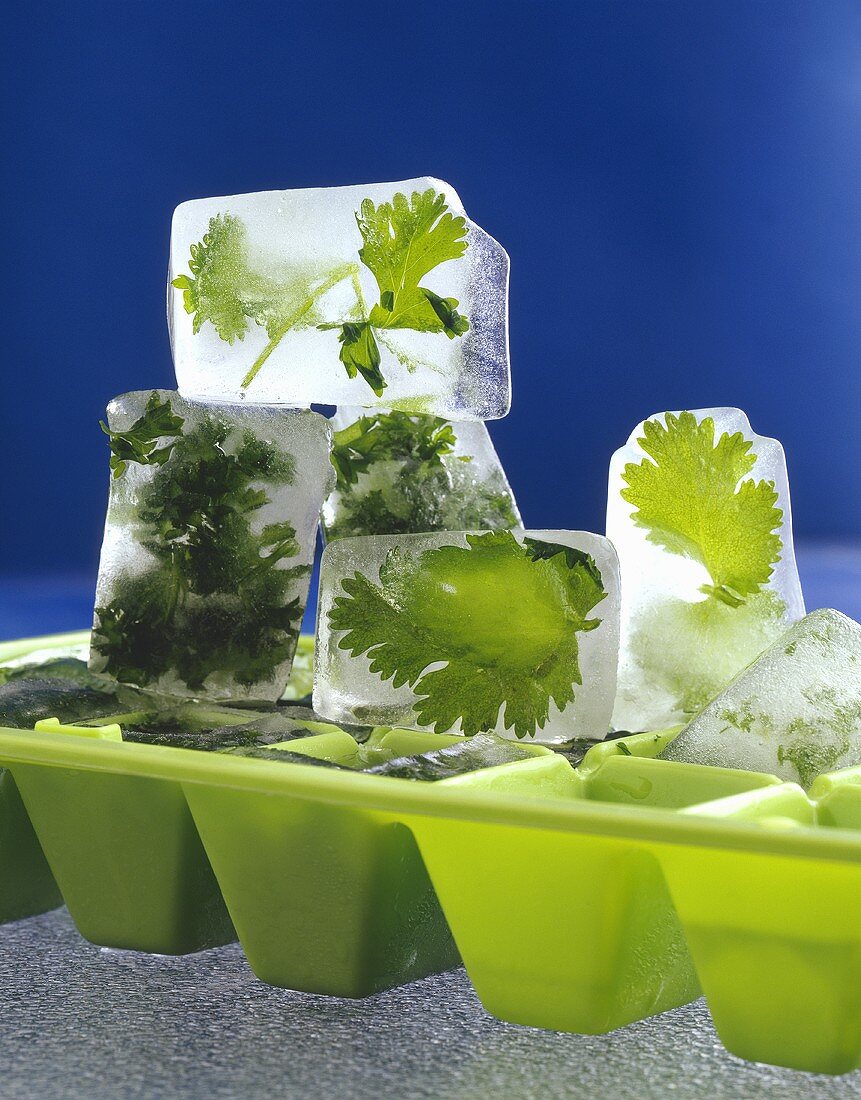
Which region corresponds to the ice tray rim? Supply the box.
[1,724,861,866]
[4,632,861,865]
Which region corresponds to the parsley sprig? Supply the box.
[325,412,519,540]
[100,392,184,478]
[172,188,470,398]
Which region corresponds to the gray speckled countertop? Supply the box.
[1,908,858,1099]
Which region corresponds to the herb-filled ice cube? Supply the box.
[315,530,620,742]
[662,609,861,787]
[90,391,333,701]
[606,408,804,730]
[322,408,521,541]
[168,178,510,419]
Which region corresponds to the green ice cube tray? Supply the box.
[3,633,861,1075]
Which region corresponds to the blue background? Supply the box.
[2,0,861,635]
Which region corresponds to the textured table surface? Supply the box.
[3,546,861,1098]
[0,908,857,1100]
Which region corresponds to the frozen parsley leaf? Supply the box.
[421,289,469,339]
[100,392,184,479]
[172,214,254,343]
[329,531,606,738]
[357,189,470,334]
[621,412,783,607]
[175,190,470,398]
[337,322,385,396]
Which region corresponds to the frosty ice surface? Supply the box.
[606,408,804,731]
[314,529,620,743]
[90,390,333,701]
[169,178,510,419]
[322,408,521,541]
[662,609,861,787]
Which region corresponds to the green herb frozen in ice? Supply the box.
[168,178,510,419]
[662,609,861,787]
[323,409,520,540]
[607,408,804,730]
[91,390,333,701]
[315,529,620,741]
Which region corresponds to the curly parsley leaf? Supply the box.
[621,411,783,607]
[358,189,470,334]
[328,530,605,737]
[93,395,306,693]
[325,412,518,540]
[100,392,185,479]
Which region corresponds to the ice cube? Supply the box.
[365,732,534,780]
[168,178,510,419]
[116,708,307,751]
[314,529,620,743]
[321,408,521,541]
[0,678,131,728]
[224,746,355,769]
[662,609,861,787]
[0,657,108,689]
[606,408,805,731]
[274,703,376,741]
[90,390,333,701]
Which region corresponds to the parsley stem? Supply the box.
[240,263,360,390]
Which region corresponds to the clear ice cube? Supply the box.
[662,609,861,787]
[168,178,510,419]
[0,678,130,728]
[365,732,535,780]
[322,407,521,541]
[314,529,620,743]
[90,390,333,701]
[606,408,805,730]
[116,708,307,751]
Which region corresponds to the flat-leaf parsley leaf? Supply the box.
[328,530,606,737]
[621,412,783,607]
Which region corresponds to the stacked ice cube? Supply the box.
[85,176,623,746]
[83,174,860,774]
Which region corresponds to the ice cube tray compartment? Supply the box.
[4,634,861,1074]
